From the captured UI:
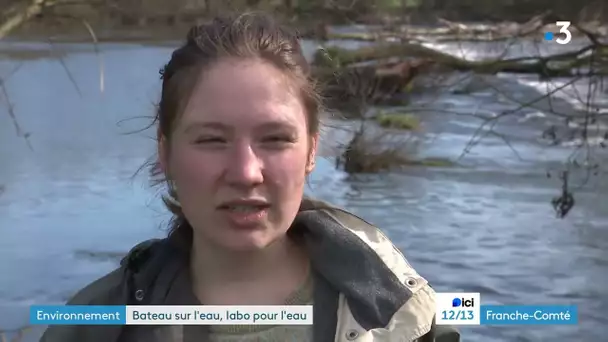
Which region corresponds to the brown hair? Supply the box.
[149,12,322,243]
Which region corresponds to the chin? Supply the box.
[217,232,276,252]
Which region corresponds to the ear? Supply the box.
[305,133,319,174]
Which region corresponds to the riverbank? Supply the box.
[4,0,606,45]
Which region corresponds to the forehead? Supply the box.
[180,58,306,129]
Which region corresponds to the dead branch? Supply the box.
[0,0,57,39]
[0,0,105,151]
[315,41,607,78]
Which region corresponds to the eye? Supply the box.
[193,136,226,144]
[262,135,295,144]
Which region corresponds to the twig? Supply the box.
[0,7,106,150]
[0,77,33,151]
[49,15,105,94]
[81,18,104,94]
[47,39,83,97]
[458,77,581,160]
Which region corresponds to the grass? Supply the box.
[335,119,456,173]
[375,111,420,130]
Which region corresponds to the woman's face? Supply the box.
[161,58,318,251]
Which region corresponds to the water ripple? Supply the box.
[1,42,607,342]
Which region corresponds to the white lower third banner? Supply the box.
[29,305,313,325]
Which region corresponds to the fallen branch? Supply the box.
[325,11,557,42]
[314,42,607,78]
[0,0,57,40]
[0,0,105,152]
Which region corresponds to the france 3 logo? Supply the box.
[544,21,572,45]
[435,292,481,325]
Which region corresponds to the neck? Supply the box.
[189,232,309,304]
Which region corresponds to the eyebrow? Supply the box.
[182,120,298,134]
[257,121,298,132]
[183,122,230,134]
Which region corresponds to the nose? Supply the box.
[224,144,264,188]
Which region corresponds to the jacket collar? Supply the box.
[295,198,413,330]
[125,197,415,330]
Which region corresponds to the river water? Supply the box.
[0,38,607,341]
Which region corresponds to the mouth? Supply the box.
[217,199,271,213]
[217,198,270,227]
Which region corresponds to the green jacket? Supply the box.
[40,198,460,342]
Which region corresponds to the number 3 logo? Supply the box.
[556,21,572,45]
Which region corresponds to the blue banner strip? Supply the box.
[30,305,126,325]
[480,305,578,325]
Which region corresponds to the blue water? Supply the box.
[1,40,607,341]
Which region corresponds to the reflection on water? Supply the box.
[1,42,607,342]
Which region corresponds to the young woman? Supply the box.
[41,13,459,342]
